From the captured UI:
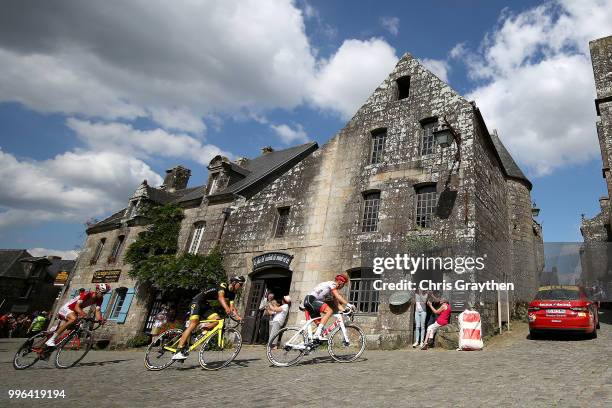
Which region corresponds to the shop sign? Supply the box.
[92,270,121,283]
[252,252,293,270]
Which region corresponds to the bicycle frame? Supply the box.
[162,319,225,353]
[285,311,351,349]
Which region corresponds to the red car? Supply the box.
[528,285,599,339]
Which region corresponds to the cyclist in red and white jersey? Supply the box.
[303,274,353,340]
[45,283,110,347]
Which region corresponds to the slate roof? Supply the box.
[89,208,127,230]
[87,142,318,232]
[46,259,76,279]
[0,249,31,278]
[210,142,318,197]
[489,130,532,190]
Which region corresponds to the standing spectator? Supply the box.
[258,292,276,343]
[28,311,48,336]
[412,288,428,348]
[15,314,30,338]
[6,314,16,338]
[0,313,7,337]
[267,296,291,349]
[421,297,451,350]
[151,304,170,337]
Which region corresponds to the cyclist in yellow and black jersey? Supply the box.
[172,276,245,360]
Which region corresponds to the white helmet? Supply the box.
[95,283,111,293]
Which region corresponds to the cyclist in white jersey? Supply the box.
[303,274,353,340]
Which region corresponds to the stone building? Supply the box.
[0,250,74,315]
[580,35,612,298]
[57,53,543,347]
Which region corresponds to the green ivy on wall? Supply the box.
[125,203,226,291]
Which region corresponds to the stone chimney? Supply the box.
[599,196,609,211]
[235,157,249,167]
[162,165,191,192]
[261,146,274,155]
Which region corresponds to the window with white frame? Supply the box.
[90,238,106,265]
[187,222,205,254]
[108,235,125,264]
[109,288,127,320]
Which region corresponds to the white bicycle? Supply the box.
[266,304,365,367]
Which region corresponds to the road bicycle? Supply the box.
[144,316,242,371]
[13,317,102,370]
[266,305,365,367]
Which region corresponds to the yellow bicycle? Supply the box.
[144,317,242,371]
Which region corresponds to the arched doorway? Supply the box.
[242,253,293,344]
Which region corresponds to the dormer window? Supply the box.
[127,200,140,218]
[396,76,411,100]
[208,173,220,194]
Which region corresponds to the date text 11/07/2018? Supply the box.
[372,279,515,292]
[8,390,66,399]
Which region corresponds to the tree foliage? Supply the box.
[125,203,226,291]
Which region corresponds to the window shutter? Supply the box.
[100,292,112,314]
[116,288,135,324]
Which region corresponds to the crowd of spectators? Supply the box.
[0,311,49,338]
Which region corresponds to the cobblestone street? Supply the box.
[1,316,611,408]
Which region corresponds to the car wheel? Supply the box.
[529,330,539,340]
[596,321,600,329]
[588,328,598,339]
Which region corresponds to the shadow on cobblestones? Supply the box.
[78,359,133,367]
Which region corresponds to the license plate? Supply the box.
[546,309,566,314]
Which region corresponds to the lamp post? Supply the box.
[531,202,540,218]
[432,116,462,171]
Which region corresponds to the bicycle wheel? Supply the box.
[198,328,242,370]
[328,324,365,363]
[55,329,94,368]
[144,329,183,371]
[266,327,307,367]
[13,333,45,370]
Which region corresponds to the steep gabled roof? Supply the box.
[0,249,30,278]
[209,141,318,199]
[87,208,127,232]
[472,104,532,190]
[489,131,532,189]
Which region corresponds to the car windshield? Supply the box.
[534,289,581,300]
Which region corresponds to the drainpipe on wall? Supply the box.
[214,207,233,250]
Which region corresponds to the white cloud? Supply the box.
[309,38,399,119]
[28,248,80,260]
[0,1,400,128]
[380,17,400,36]
[459,0,612,176]
[0,0,316,133]
[66,119,229,165]
[271,123,309,144]
[419,58,450,82]
[0,148,162,229]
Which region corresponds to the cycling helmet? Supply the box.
[95,283,111,293]
[335,274,349,284]
[230,275,246,284]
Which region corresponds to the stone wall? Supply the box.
[54,225,152,346]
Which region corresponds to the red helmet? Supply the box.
[335,274,349,284]
[95,283,111,293]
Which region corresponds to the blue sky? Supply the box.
[0,0,611,258]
